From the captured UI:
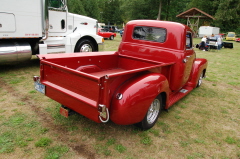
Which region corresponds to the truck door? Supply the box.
[182,32,195,85]
[48,0,67,33]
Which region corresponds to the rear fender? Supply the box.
[110,72,170,125]
[188,58,208,87]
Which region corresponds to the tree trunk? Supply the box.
[157,0,162,20]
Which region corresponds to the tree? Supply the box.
[120,0,191,22]
[67,0,86,16]
[186,0,240,32]
[186,0,220,16]
[157,0,162,20]
[66,0,240,33]
[214,0,240,32]
[82,0,100,20]
[100,0,122,25]
[185,0,220,26]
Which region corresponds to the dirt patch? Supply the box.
[0,77,97,159]
[72,145,95,159]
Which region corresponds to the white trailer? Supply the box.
[0,0,104,64]
[198,26,220,38]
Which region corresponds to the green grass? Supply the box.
[106,138,116,146]
[45,145,69,159]
[0,34,239,158]
[193,38,240,87]
[0,112,42,153]
[35,138,52,147]
[115,144,127,153]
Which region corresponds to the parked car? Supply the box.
[98,28,116,40]
[104,25,119,32]
[226,32,236,41]
[219,33,225,39]
[235,38,240,42]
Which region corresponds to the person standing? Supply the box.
[217,35,223,50]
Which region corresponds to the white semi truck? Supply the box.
[0,0,104,64]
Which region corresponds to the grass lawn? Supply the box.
[0,34,239,159]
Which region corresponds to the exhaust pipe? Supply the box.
[41,0,49,41]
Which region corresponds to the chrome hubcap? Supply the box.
[147,99,160,124]
[80,44,92,52]
[198,73,203,86]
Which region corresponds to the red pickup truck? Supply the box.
[34,20,208,130]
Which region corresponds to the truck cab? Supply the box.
[119,20,196,91]
[0,0,104,64]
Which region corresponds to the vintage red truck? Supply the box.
[34,20,208,130]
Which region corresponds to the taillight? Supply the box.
[33,76,39,82]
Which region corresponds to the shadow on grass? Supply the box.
[0,56,40,73]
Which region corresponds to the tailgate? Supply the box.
[39,60,102,123]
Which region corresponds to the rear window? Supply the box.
[133,26,166,43]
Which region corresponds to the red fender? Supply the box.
[188,58,208,87]
[110,72,170,125]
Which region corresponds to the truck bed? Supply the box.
[37,52,173,122]
[38,52,171,78]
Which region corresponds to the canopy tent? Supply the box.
[176,8,215,37]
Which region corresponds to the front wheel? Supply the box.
[196,72,203,87]
[136,95,162,130]
[74,39,95,52]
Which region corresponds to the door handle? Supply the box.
[183,56,191,63]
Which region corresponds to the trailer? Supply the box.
[198,26,220,38]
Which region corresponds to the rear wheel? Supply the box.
[74,39,95,52]
[136,95,162,130]
[109,35,114,40]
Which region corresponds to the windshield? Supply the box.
[49,0,66,9]
[227,33,235,37]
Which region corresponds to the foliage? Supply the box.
[214,0,240,33]
[187,0,240,32]
[99,0,122,25]
[67,0,86,16]
[66,0,240,32]
[82,0,100,20]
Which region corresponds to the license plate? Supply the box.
[34,81,45,94]
[60,107,69,118]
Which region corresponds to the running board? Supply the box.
[168,86,194,107]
